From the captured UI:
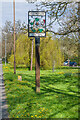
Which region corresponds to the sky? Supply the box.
[0,0,56,42]
[1,1,37,27]
[1,0,79,28]
[0,0,78,41]
[0,0,37,42]
[0,0,79,44]
[1,0,59,33]
[1,0,79,2]
[0,0,79,38]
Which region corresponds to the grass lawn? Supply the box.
[3,64,79,118]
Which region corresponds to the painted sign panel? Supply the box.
[28,11,46,37]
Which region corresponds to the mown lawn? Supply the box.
[3,64,79,118]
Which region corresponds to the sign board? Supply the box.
[28,11,46,37]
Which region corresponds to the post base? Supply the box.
[36,87,40,93]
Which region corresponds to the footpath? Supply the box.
[0,62,9,119]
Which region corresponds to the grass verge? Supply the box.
[3,64,79,118]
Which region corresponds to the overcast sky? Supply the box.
[1,1,37,27]
[0,0,79,35]
[1,0,79,27]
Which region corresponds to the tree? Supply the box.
[8,34,31,67]
[40,33,64,69]
[59,32,79,64]
[34,2,79,65]
[2,20,28,61]
[9,33,63,69]
[35,2,79,35]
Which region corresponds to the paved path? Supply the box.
[0,63,9,119]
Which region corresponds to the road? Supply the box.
[0,63,9,119]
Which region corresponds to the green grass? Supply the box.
[3,64,79,118]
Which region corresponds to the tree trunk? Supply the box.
[30,39,34,71]
[13,0,16,74]
[53,61,55,72]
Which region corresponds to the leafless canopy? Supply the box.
[35,2,80,35]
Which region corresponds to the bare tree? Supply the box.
[35,2,79,35]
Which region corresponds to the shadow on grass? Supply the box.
[48,103,78,118]
[4,72,79,96]
[3,71,79,118]
[40,86,79,97]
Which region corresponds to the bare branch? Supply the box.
[47,28,80,35]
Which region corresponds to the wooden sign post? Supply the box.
[28,11,46,93]
[35,37,40,92]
